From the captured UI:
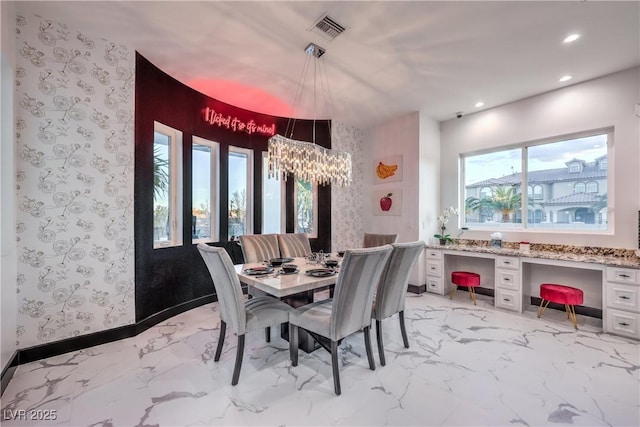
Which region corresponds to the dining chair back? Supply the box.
[289,244,393,395]
[197,243,292,385]
[277,233,312,258]
[363,232,399,248]
[239,234,280,263]
[372,241,425,365]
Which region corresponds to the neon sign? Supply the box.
[203,107,276,136]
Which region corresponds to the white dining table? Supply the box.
[235,256,339,299]
[235,256,341,353]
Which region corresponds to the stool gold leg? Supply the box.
[469,287,477,305]
[537,299,550,318]
[449,285,458,300]
[569,305,578,330]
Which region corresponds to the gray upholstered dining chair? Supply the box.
[363,232,399,248]
[289,245,393,395]
[238,234,280,263]
[372,241,425,366]
[197,244,292,386]
[277,233,312,258]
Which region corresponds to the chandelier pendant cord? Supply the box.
[267,42,352,187]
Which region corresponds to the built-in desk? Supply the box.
[424,244,640,340]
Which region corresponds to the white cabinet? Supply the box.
[494,256,522,312]
[605,266,640,339]
[425,249,445,295]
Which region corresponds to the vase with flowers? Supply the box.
[434,206,458,245]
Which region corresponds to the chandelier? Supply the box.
[267,43,352,187]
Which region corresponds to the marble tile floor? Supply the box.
[1,293,638,427]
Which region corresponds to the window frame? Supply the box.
[153,121,183,249]
[192,136,220,243]
[460,127,613,234]
[228,145,253,237]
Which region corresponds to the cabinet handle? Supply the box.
[430,267,436,270]
[618,322,630,327]
[618,274,630,279]
[504,278,511,282]
[503,261,511,265]
[503,298,511,302]
[619,295,631,300]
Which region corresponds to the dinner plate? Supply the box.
[305,268,337,277]
[243,266,274,275]
[279,269,299,275]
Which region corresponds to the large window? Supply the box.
[462,129,610,232]
[262,152,284,234]
[228,146,252,239]
[192,136,219,242]
[295,179,317,237]
[153,122,183,248]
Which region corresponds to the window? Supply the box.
[462,129,610,232]
[463,148,521,227]
[599,158,608,170]
[295,178,317,237]
[192,136,219,242]
[569,162,581,173]
[262,152,285,234]
[153,122,183,248]
[228,146,252,239]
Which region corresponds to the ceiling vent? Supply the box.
[310,14,346,41]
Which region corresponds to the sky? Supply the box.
[465,133,608,185]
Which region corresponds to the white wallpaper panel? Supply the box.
[331,122,365,251]
[14,11,135,348]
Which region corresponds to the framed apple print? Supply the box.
[374,155,403,184]
[373,188,402,216]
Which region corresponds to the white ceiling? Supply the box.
[21,1,640,129]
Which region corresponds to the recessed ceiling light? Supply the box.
[559,75,572,82]
[563,34,581,43]
[475,101,485,108]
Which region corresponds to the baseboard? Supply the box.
[1,351,19,396]
[407,284,426,294]
[530,296,602,319]
[2,293,218,396]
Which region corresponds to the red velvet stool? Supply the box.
[450,271,481,305]
[538,283,584,330]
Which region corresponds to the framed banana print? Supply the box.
[374,155,403,184]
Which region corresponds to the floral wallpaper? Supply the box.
[331,122,365,251]
[14,11,135,348]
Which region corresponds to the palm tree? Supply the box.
[466,185,522,223]
[153,147,169,199]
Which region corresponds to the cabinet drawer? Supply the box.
[606,283,640,312]
[425,249,442,260]
[426,260,443,277]
[496,256,520,270]
[495,288,522,312]
[496,269,520,290]
[606,309,640,339]
[606,267,639,285]
[426,276,443,294]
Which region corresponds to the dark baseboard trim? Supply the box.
[1,351,19,396]
[455,286,496,298]
[135,294,216,333]
[408,284,426,294]
[530,296,602,319]
[2,293,218,396]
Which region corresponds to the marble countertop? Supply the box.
[425,243,640,268]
